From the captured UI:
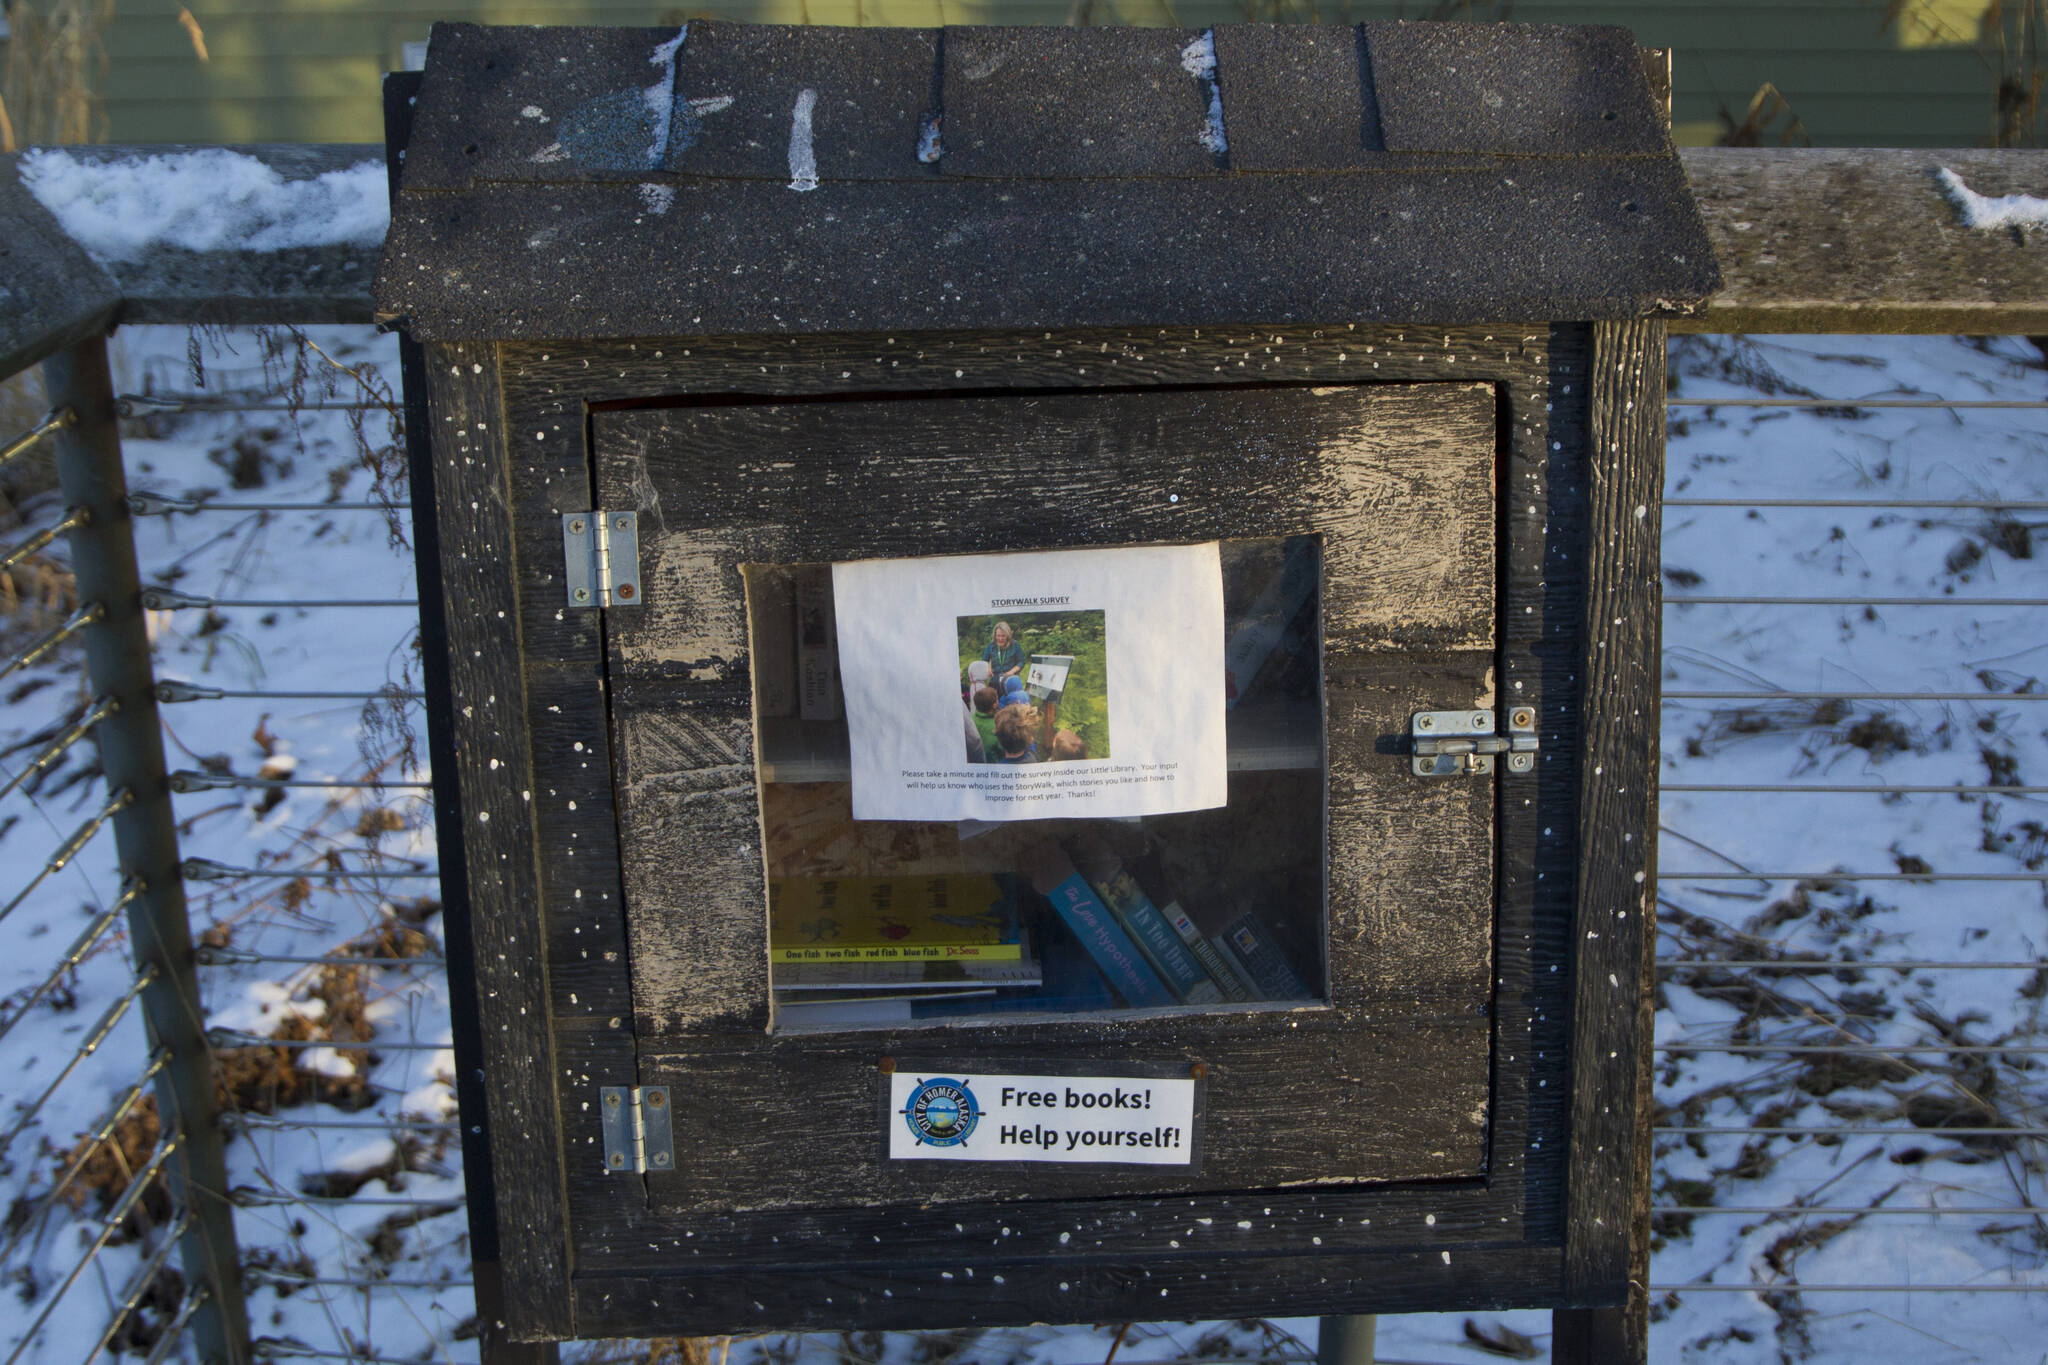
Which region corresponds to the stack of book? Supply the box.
[769,874,1040,1027]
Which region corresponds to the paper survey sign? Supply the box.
[831,544,1227,822]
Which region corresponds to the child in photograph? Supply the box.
[964,658,992,705]
[993,703,1040,763]
[1050,728,1087,761]
[971,684,1000,756]
[963,701,986,764]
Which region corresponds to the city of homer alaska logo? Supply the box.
[901,1076,982,1148]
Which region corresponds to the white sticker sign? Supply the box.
[832,543,1227,822]
[888,1070,1199,1165]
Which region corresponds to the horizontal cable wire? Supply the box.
[1665,397,2048,409]
[0,508,87,576]
[142,590,417,611]
[170,770,431,793]
[228,1113,457,1134]
[0,407,75,472]
[1665,690,2048,702]
[130,493,398,515]
[118,396,381,415]
[1658,1125,2046,1137]
[207,1027,446,1053]
[1662,871,2043,882]
[1661,959,2046,972]
[139,1289,208,1365]
[0,603,105,685]
[0,1054,166,1266]
[157,679,422,704]
[0,882,142,1050]
[1649,1281,2048,1293]
[233,1186,466,1210]
[1664,783,2048,795]
[182,858,438,882]
[1658,1041,2048,1055]
[0,971,157,1165]
[84,1210,200,1365]
[196,946,444,969]
[243,1274,469,1292]
[1668,595,2048,608]
[0,696,119,804]
[1,1140,184,1365]
[0,788,134,927]
[1665,496,2048,509]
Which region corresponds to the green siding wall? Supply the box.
[40,0,2016,147]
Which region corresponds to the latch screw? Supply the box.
[1416,716,1434,731]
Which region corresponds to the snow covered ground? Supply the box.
[1,328,2043,1365]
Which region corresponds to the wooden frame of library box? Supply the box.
[375,18,1716,1345]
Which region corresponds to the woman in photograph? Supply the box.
[982,621,1025,683]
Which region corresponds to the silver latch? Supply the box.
[563,511,641,608]
[1411,706,1538,777]
[599,1085,673,1174]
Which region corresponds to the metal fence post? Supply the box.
[41,335,253,1365]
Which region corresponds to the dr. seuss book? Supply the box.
[768,875,1022,963]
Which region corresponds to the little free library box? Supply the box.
[374,17,1716,1346]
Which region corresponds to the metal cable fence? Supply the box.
[4,330,2047,1364]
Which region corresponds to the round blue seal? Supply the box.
[902,1076,981,1148]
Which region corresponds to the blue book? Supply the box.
[1221,911,1313,1001]
[1074,854,1222,1005]
[1042,873,1176,1008]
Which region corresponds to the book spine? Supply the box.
[1078,858,1222,1004]
[1221,912,1313,1000]
[795,567,841,721]
[773,943,1023,963]
[1162,900,1251,1002]
[1207,934,1266,1000]
[1043,874,1175,1008]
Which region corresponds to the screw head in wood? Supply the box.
[877,1056,897,1074]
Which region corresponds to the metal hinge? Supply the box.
[600,1085,673,1174]
[563,511,641,608]
[1411,705,1539,777]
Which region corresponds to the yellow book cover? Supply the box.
[769,875,1022,963]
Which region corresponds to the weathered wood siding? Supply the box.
[57,0,2008,148]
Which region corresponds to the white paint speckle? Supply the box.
[787,89,820,192]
